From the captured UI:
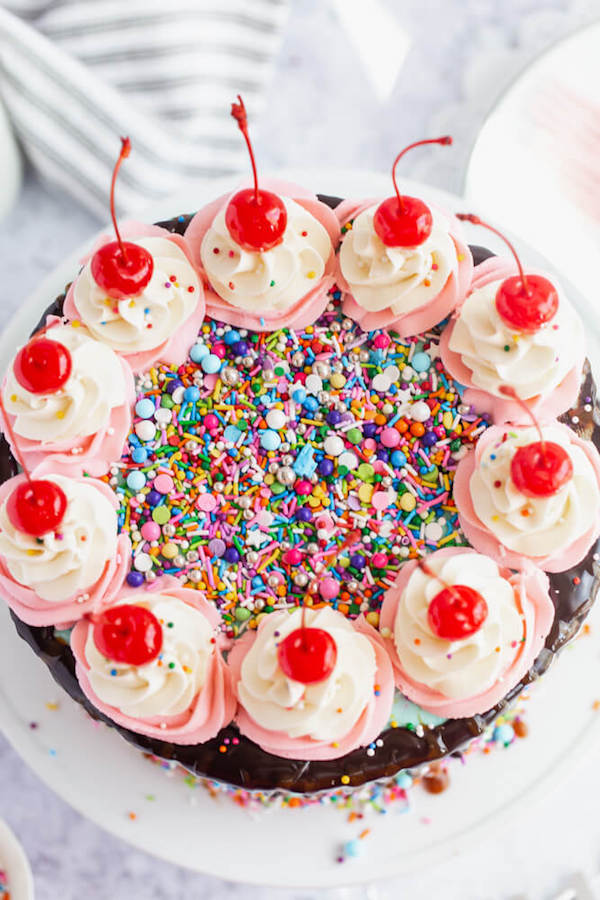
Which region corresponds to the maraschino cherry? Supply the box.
[456,214,559,332]
[277,605,337,685]
[92,604,163,666]
[0,396,67,536]
[499,386,573,498]
[225,95,287,253]
[417,557,488,641]
[90,137,154,300]
[373,136,452,248]
[13,334,72,395]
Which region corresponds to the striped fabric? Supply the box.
[0,0,289,216]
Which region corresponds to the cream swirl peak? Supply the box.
[454,423,600,572]
[379,548,554,717]
[82,592,215,719]
[65,230,203,371]
[0,472,128,625]
[447,277,581,398]
[200,199,332,316]
[237,606,375,741]
[70,581,236,744]
[228,606,394,760]
[1,323,133,475]
[335,199,472,335]
[440,257,584,423]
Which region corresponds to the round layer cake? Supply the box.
[1,186,599,795]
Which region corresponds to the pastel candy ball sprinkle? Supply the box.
[184,385,200,402]
[319,576,340,601]
[381,427,400,448]
[141,521,161,541]
[135,420,156,442]
[190,342,209,363]
[410,401,431,422]
[412,351,431,372]
[153,474,174,494]
[266,409,286,430]
[324,435,345,456]
[201,353,221,374]
[127,470,146,491]
[135,398,155,419]
[260,429,281,451]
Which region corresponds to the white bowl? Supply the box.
[0,819,34,900]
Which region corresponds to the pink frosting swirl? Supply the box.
[334,198,473,335]
[184,179,341,332]
[0,318,135,478]
[439,257,585,423]
[71,578,236,745]
[227,612,394,761]
[453,422,600,572]
[379,548,555,718]
[0,472,130,626]
[64,222,205,374]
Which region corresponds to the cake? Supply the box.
[1,100,599,796]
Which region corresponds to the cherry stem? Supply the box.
[110,137,132,262]
[231,95,259,204]
[391,136,452,213]
[0,394,33,484]
[456,213,531,297]
[499,385,546,457]
[416,556,468,608]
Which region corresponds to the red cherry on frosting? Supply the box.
[499,385,574,498]
[13,336,72,394]
[456,214,559,332]
[428,585,488,641]
[495,274,559,333]
[225,187,287,253]
[373,136,452,248]
[6,479,67,537]
[225,95,287,252]
[91,240,154,301]
[90,137,154,300]
[93,604,163,666]
[510,441,573,498]
[277,626,337,685]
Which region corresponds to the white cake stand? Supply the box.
[1,172,599,889]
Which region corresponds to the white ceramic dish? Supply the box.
[0,819,34,900]
[1,171,599,888]
[464,22,600,309]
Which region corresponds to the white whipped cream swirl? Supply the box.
[3,324,126,443]
[470,425,599,558]
[339,205,457,314]
[0,475,117,602]
[74,237,199,354]
[449,277,582,398]
[238,606,376,741]
[84,592,215,719]
[394,552,524,699]
[200,198,332,314]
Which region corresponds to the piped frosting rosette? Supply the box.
[453,422,600,572]
[334,198,472,335]
[0,321,135,477]
[184,179,341,332]
[71,578,236,744]
[439,257,585,423]
[64,222,205,373]
[0,472,129,625]
[379,548,554,718]
[228,606,394,760]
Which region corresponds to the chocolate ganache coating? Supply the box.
[4,197,600,793]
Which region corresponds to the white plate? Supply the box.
[464,22,600,307]
[1,171,600,888]
[0,819,34,900]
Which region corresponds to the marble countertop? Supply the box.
[2,1,600,897]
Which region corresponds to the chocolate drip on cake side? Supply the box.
[4,206,599,794]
